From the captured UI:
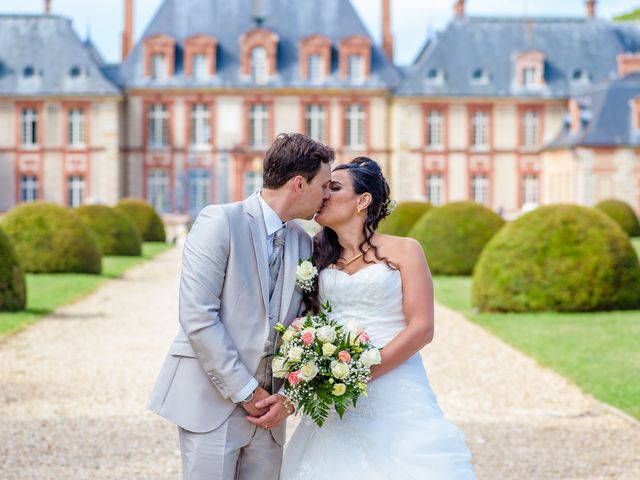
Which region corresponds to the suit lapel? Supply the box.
[245,195,269,313]
[279,226,299,322]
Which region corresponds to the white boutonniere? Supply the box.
[296,258,318,293]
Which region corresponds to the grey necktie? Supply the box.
[269,227,285,299]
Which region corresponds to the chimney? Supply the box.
[252,0,264,27]
[455,0,465,18]
[382,0,394,62]
[586,0,596,18]
[121,0,134,61]
[617,53,640,77]
[44,0,51,14]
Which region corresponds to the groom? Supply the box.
[148,133,334,479]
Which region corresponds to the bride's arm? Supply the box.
[369,237,434,380]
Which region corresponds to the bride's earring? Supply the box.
[355,207,361,216]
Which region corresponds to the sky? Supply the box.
[1,0,639,65]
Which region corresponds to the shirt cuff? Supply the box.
[230,378,258,403]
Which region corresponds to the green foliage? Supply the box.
[0,227,26,311]
[595,199,640,237]
[115,198,166,242]
[377,202,432,236]
[473,205,640,312]
[614,8,640,21]
[1,202,102,274]
[76,204,142,256]
[408,201,504,275]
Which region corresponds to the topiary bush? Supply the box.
[76,205,142,256]
[472,205,640,312]
[408,201,505,275]
[0,202,102,274]
[115,198,166,242]
[0,227,26,311]
[377,202,433,236]
[595,199,640,237]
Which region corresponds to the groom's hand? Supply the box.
[245,394,293,429]
[241,387,270,417]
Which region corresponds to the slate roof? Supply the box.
[119,0,400,89]
[546,72,640,148]
[0,15,121,96]
[395,16,640,98]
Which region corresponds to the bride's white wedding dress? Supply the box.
[280,263,476,479]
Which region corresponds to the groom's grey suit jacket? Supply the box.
[148,193,311,445]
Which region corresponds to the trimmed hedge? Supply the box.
[0,202,102,274]
[408,201,505,275]
[472,205,640,312]
[76,205,142,256]
[115,198,166,242]
[377,202,433,236]
[0,227,26,311]
[595,199,640,237]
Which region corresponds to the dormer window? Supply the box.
[241,28,279,82]
[571,69,590,85]
[471,68,490,85]
[251,47,268,84]
[515,50,545,89]
[299,34,331,82]
[69,66,82,79]
[426,68,445,85]
[308,54,324,83]
[143,33,176,79]
[184,34,217,79]
[347,54,364,83]
[23,66,35,78]
[339,35,371,81]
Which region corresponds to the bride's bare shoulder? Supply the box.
[372,234,425,265]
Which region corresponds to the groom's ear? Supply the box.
[292,175,305,194]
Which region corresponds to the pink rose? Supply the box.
[338,351,351,363]
[358,331,370,344]
[287,370,301,385]
[291,318,303,331]
[301,331,315,347]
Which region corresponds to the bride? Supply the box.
[279,157,476,479]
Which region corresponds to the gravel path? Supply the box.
[1,246,638,479]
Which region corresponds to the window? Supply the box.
[23,66,35,78]
[522,110,539,149]
[572,69,589,85]
[523,67,537,88]
[190,104,211,147]
[251,47,268,84]
[148,104,169,148]
[67,175,85,208]
[308,54,324,83]
[193,54,209,80]
[244,171,263,198]
[305,104,326,143]
[471,174,489,205]
[345,104,365,150]
[347,55,364,83]
[471,68,490,85]
[249,104,269,149]
[426,173,443,205]
[426,110,444,149]
[188,169,211,216]
[426,68,445,84]
[147,169,169,213]
[21,108,38,146]
[70,66,82,79]
[67,108,85,147]
[20,175,38,202]
[522,173,539,208]
[471,111,489,149]
[151,53,167,80]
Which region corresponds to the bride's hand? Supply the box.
[246,393,294,429]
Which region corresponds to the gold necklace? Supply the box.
[340,246,370,267]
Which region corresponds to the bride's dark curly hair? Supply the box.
[304,157,397,313]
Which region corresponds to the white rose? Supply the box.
[298,362,319,382]
[360,348,382,368]
[271,357,289,378]
[282,328,296,343]
[288,346,304,363]
[322,343,337,356]
[345,319,365,336]
[332,383,347,396]
[316,326,336,344]
[330,360,350,380]
[296,261,317,282]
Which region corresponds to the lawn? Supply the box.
[432,271,640,421]
[0,242,173,338]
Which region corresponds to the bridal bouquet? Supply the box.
[272,302,382,427]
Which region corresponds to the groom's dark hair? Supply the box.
[262,133,335,189]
